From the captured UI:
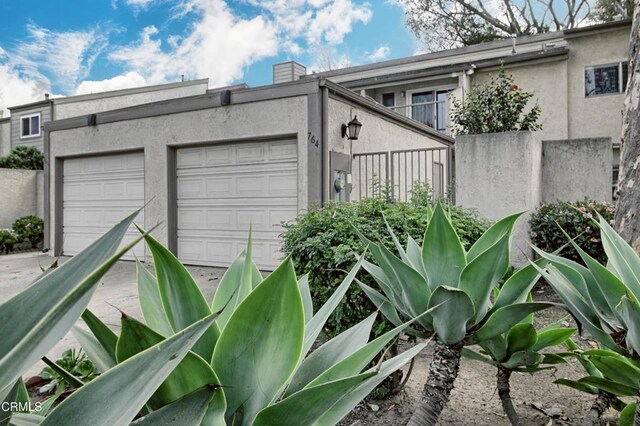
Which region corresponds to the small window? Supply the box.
[382,93,395,107]
[20,114,41,138]
[585,63,623,97]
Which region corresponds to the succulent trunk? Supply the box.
[497,367,522,426]
[581,390,613,426]
[407,339,463,426]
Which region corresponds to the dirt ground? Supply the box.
[340,284,623,426]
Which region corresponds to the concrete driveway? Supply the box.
[0,251,227,379]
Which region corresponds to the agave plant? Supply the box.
[463,314,575,425]
[533,217,640,425]
[1,212,427,426]
[357,203,557,426]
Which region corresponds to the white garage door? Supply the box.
[176,140,298,270]
[62,152,145,260]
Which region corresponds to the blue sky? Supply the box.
[0,0,420,111]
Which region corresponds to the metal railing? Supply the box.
[352,147,453,203]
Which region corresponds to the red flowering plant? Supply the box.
[450,66,542,135]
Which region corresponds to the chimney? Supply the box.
[45,93,50,100]
[273,61,307,84]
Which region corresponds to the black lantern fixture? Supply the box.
[341,115,362,140]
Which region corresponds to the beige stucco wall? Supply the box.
[327,96,451,201]
[48,96,309,254]
[472,60,570,142]
[566,28,629,144]
[0,120,9,157]
[54,82,209,120]
[0,169,42,228]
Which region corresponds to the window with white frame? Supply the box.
[382,92,395,108]
[585,62,629,97]
[410,90,449,132]
[20,113,41,138]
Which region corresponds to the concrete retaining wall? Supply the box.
[456,132,613,266]
[0,169,44,228]
[542,138,612,203]
[456,132,541,266]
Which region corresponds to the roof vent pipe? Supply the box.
[511,38,516,54]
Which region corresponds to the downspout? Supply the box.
[43,100,53,251]
[321,84,330,204]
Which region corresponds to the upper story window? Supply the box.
[20,113,41,138]
[585,62,629,97]
[382,92,395,108]
[410,90,449,133]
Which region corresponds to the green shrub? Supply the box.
[450,67,542,135]
[280,198,491,339]
[12,215,44,248]
[0,146,44,170]
[0,229,18,254]
[529,199,614,265]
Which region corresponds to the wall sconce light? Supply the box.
[341,116,362,140]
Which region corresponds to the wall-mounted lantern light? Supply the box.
[341,115,362,140]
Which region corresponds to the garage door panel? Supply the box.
[63,152,145,260]
[177,140,297,269]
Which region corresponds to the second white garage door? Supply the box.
[176,140,298,269]
[62,152,145,260]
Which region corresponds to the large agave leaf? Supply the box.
[7,413,43,426]
[253,372,376,425]
[406,236,428,280]
[471,302,557,343]
[212,258,304,425]
[115,315,224,412]
[422,203,466,289]
[616,296,640,355]
[361,259,409,316]
[505,323,537,357]
[492,259,545,312]
[0,211,140,399]
[428,286,475,345]
[533,262,621,351]
[306,313,430,388]
[502,351,542,369]
[81,309,117,361]
[378,244,431,321]
[40,314,219,426]
[316,342,428,425]
[598,216,640,300]
[459,233,510,324]
[578,376,637,396]
[479,336,508,362]
[71,326,115,373]
[298,274,313,324]
[466,212,521,262]
[588,354,640,389]
[131,386,220,426]
[1,380,29,426]
[285,313,376,396]
[620,402,637,426]
[0,226,144,400]
[356,280,412,329]
[382,213,410,264]
[303,253,365,356]
[136,260,173,336]
[531,327,576,352]
[141,230,219,361]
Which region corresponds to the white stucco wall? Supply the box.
[48,96,309,254]
[0,120,10,157]
[54,81,209,120]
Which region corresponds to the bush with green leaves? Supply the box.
[0,146,44,170]
[1,210,424,426]
[529,199,614,266]
[281,198,490,339]
[450,67,542,135]
[12,215,44,248]
[0,229,18,254]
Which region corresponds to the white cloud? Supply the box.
[75,71,147,95]
[0,44,50,114]
[367,45,390,61]
[110,0,279,87]
[11,24,108,94]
